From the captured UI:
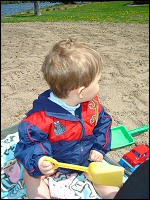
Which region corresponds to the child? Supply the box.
[14,38,119,199]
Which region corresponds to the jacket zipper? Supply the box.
[79,119,86,163]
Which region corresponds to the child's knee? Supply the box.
[23,169,50,199]
[94,184,120,199]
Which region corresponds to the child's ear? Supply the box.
[77,86,85,99]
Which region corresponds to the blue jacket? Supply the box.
[14,89,112,177]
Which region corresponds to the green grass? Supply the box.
[1,1,149,24]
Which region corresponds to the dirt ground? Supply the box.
[1,22,149,162]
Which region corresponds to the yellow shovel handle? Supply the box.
[44,157,88,172]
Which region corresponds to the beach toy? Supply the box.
[44,157,124,187]
[111,124,149,149]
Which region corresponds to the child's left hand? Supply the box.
[88,150,103,162]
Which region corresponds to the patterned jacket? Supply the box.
[14,89,112,177]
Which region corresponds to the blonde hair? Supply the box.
[41,38,103,98]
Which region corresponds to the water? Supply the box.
[1,2,89,16]
[1,2,62,15]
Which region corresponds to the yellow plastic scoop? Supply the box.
[44,157,124,187]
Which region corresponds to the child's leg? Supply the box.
[93,183,120,199]
[84,172,120,199]
[24,169,50,199]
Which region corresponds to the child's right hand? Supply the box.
[38,156,56,176]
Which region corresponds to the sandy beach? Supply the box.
[1,22,149,161]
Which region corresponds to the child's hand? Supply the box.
[88,150,103,162]
[38,156,56,176]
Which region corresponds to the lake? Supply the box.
[1,2,89,16]
[1,2,62,15]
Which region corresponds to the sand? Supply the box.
[1,22,149,162]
